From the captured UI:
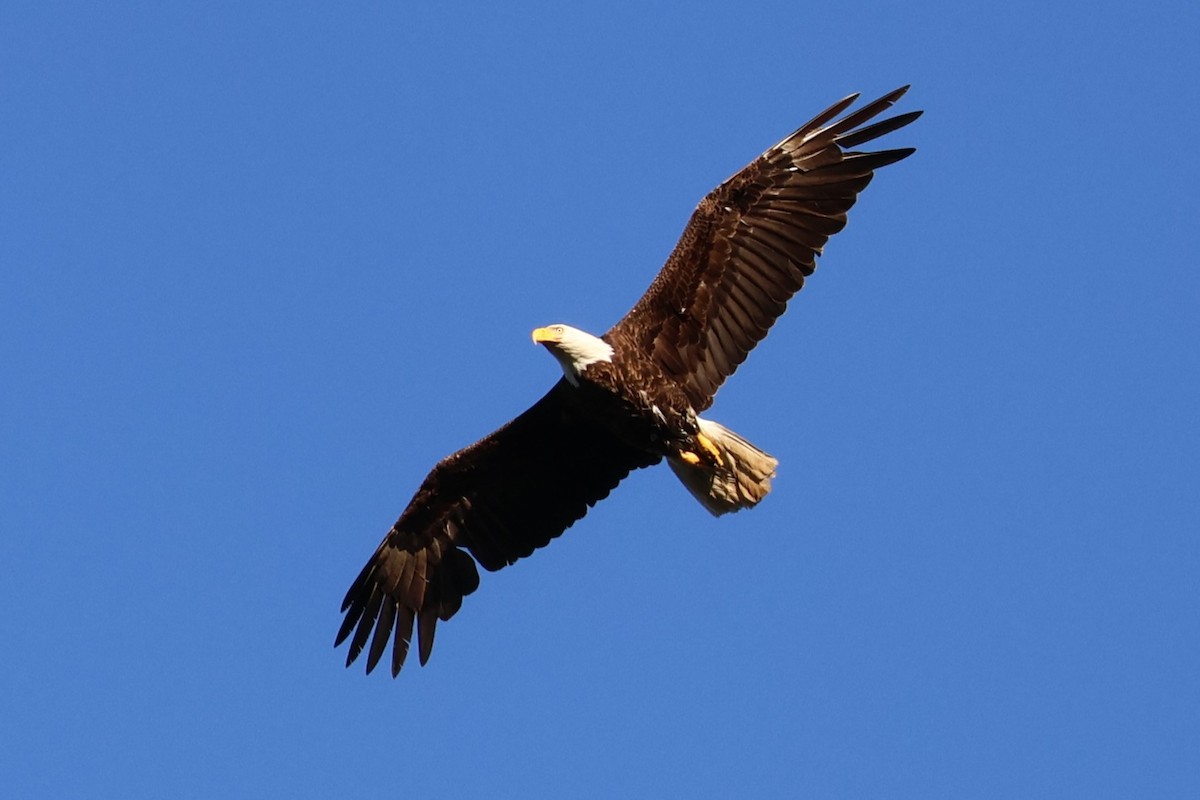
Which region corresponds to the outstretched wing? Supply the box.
[335,380,659,677]
[607,86,921,411]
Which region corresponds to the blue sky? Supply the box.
[3,2,1198,797]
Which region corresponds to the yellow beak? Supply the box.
[531,327,556,344]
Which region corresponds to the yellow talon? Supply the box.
[679,450,702,466]
[697,432,724,467]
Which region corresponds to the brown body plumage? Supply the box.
[336,87,921,676]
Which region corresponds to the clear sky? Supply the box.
[3,2,1198,797]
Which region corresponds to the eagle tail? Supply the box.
[668,418,778,516]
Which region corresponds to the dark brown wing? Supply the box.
[335,379,659,677]
[607,86,921,411]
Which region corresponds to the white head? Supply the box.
[531,323,614,385]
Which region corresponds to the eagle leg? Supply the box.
[696,432,725,467]
[676,432,725,469]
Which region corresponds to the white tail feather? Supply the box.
[667,418,779,516]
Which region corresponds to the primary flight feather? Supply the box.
[336,87,921,677]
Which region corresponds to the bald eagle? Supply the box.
[336,87,920,676]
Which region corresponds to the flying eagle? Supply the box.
[336,87,920,676]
